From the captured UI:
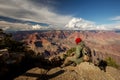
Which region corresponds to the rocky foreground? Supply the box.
[15,62,120,80]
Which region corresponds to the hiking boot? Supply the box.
[70,63,77,67]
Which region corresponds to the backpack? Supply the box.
[82,46,91,56]
[82,46,92,62]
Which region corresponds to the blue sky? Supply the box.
[0,0,120,31]
[55,0,120,24]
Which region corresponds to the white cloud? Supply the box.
[0,0,120,31]
[0,21,48,31]
[0,0,72,29]
[32,24,48,30]
[32,24,41,30]
[110,16,120,21]
[65,18,120,30]
[65,18,97,30]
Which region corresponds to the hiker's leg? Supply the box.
[75,57,83,64]
[61,56,74,67]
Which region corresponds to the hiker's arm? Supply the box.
[80,42,86,55]
[82,47,86,56]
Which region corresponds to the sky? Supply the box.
[0,0,120,31]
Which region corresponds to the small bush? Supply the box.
[105,57,119,68]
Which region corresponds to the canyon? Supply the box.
[12,30,120,65]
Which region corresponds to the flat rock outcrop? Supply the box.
[14,62,120,80]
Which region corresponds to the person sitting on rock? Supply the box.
[61,37,90,67]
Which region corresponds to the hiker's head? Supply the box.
[75,37,82,44]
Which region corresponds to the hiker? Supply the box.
[61,37,91,67]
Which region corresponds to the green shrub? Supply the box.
[105,57,119,68]
[0,29,25,52]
